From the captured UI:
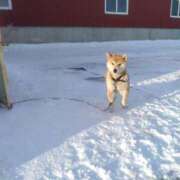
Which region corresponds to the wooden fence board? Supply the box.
[0,42,12,109]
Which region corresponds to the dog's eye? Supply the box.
[112,62,115,65]
[118,64,122,66]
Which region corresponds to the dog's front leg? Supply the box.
[105,82,116,112]
[105,72,116,111]
[104,89,115,112]
[121,90,129,108]
[107,89,115,106]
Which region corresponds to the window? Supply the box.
[0,0,12,10]
[105,0,129,15]
[171,0,180,18]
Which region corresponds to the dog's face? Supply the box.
[106,52,128,77]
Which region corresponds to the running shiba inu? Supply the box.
[105,52,130,110]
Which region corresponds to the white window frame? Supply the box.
[105,0,129,15]
[0,0,12,10]
[170,0,180,18]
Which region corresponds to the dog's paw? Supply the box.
[121,104,128,109]
[103,103,114,113]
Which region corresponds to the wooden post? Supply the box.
[0,30,13,109]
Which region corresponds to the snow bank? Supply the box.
[0,40,180,179]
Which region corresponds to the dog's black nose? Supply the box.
[113,69,117,73]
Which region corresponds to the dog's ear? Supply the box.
[106,52,113,59]
[122,54,128,62]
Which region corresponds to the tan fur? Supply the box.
[105,52,130,109]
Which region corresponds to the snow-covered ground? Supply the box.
[0,40,180,180]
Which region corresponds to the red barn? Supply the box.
[1,0,180,42]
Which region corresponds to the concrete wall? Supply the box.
[2,27,180,43]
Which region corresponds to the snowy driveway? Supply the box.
[0,40,180,179]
